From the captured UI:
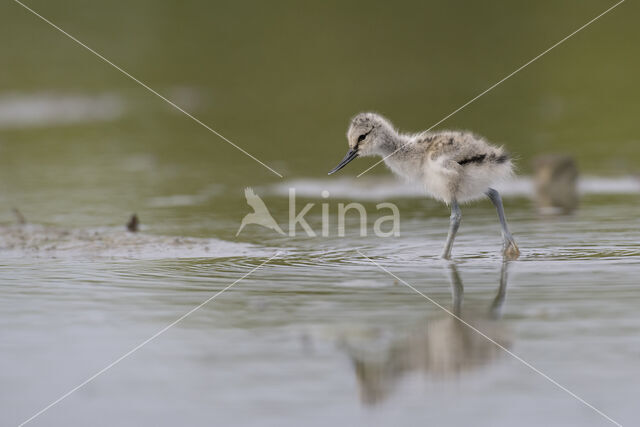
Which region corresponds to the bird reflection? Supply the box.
[350,261,511,406]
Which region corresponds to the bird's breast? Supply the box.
[384,156,424,182]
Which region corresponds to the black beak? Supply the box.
[328,148,358,175]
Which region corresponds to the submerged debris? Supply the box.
[126,214,139,232]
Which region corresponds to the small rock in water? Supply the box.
[126,214,139,232]
[533,154,578,214]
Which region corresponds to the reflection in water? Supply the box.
[349,262,511,406]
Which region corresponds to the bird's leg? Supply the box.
[486,188,520,260]
[441,199,461,259]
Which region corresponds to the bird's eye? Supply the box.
[357,134,367,143]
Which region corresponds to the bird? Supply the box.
[236,187,285,236]
[328,112,520,259]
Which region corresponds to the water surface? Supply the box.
[2,189,639,426]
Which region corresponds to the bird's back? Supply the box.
[415,130,508,165]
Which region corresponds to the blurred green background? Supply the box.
[0,0,637,229]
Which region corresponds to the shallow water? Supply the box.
[2,187,640,427]
[2,1,640,425]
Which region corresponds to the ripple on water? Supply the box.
[0,224,273,260]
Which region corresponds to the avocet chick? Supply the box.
[329,112,520,259]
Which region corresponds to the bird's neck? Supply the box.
[374,129,405,157]
[376,131,422,181]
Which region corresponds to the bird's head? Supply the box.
[329,112,395,175]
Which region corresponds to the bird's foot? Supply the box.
[503,239,520,260]
[440,246,454,260]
